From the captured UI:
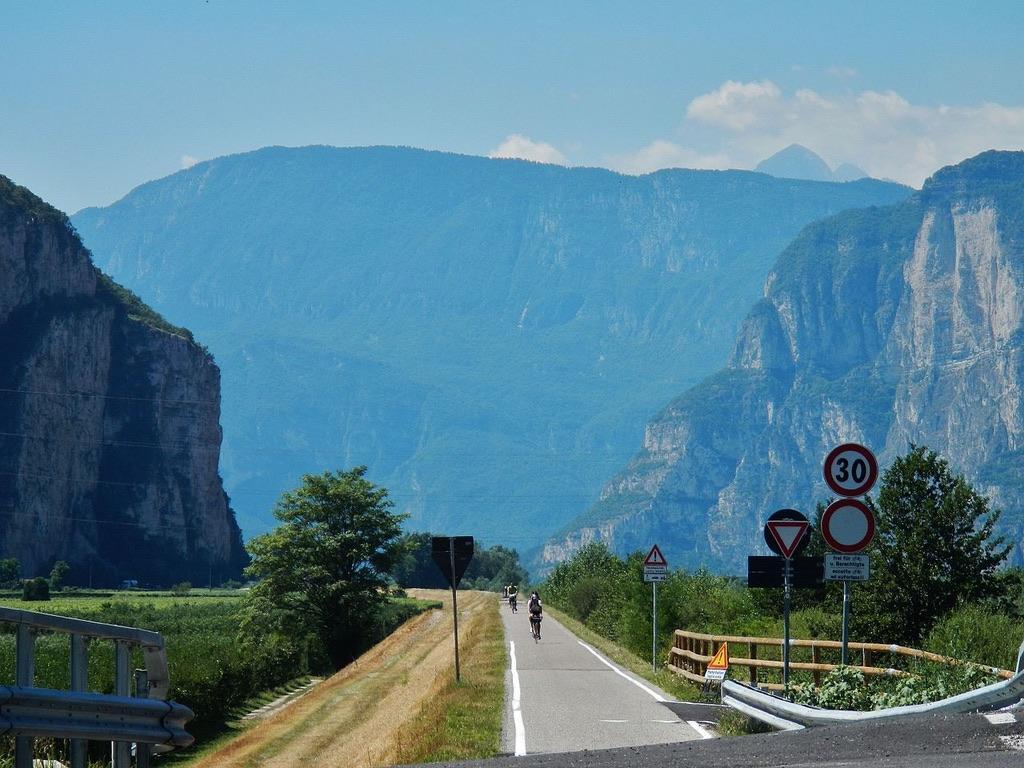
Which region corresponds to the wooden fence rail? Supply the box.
[668,629,1013,692]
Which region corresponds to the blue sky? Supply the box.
[3,1,1024,212]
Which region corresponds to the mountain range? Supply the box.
[70,146,911,555]
[756,144,869,183]
[546,151,1024,572]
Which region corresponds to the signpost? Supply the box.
[763,510,810,690]
[643,545,669,672]
[822,443,878,665]
[431,536,474,682]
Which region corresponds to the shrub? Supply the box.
[925,604,1024,672]
[171,582,192,596]
[22,577,50,601]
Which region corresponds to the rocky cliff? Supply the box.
[548,151,1024,571]
[0,175,247,585]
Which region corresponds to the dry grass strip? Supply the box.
[189,589,496,768]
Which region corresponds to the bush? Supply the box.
[924,604,1024,672]
[21,577,50,601]
[171,582,192,596]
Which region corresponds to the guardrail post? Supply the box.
[71,633,89,768]
[113,640,132,768]
[15,624,36,768]
[749,642,758,686]
[811,644,821,686]
[135,668,152,768]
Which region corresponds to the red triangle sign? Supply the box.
[644,544,668,567]
[766,520,808,559]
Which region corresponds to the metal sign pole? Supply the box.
[783,558,792,691]
[449,537,461,683]
[841,580,850,666]
[652,580,657,672]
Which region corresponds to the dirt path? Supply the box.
[191,590,495,768]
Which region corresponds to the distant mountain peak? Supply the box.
[756,144,870,183]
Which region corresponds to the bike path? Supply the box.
[500,600,706,755]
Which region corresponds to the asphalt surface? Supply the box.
[408,709,1024,768]
[498,599,705,755]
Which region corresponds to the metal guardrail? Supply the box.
[721,668,1024,728]
[669,629,1013,691]
[1,605,194,768]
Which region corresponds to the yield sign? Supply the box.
[766,520,809,559]
[644,544,668,567]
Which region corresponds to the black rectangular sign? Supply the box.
[747,556,824,588]
[431,536,474,588]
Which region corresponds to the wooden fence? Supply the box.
[669,629,1013,691]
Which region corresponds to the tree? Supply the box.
[392,532,529,590]
[242,467,407,667]
[0,558,19,588]
[856,445,1010,645]
[21,577,50,601]
[49,560,70,591]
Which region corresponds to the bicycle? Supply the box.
[530,614,542,641]
[508,594,517,613]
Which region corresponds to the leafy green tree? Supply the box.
[0,558,19,588]
[242,467,407,667]
[857,445,1010,645]
[48,560,70,591]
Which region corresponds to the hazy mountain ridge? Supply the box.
[546,150,1024,572]
[71,145,911,550]
[0,175,247,585]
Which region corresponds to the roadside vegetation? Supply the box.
[544,445,1024,710]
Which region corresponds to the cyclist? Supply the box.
[528,591,543,640]
[508,584,518,613]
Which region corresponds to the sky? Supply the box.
[3,1,1024,213]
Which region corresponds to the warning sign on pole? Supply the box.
[643,544,669,582]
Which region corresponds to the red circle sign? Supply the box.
[823,443,878,497]
[820,498,875,553]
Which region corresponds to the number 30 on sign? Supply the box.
[823,443,878,497]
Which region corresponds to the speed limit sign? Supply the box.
[823,443,878,497]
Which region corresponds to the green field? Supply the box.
[0,590,431,737]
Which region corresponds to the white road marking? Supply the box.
[986,711,1016,725]
[686,720,716,739]
[651,719,680,724]
[600,719,629,723]
[509,641,526,756]
[577,641,666,702]
[1000,734,1024,751]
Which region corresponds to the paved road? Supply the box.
[499,599,706,755]
[417,709,1024,768]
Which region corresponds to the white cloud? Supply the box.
[685,80,782,131]
[488,134,566,165]
[680,80,1024,186]
[605,140,732,175]
[180,154,199,169]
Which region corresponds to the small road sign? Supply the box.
[643,544,668,567]
[705,643,729,681]
[820,498,876,553]
[825,553,870,581]
[643,544,669,580]
[763,509,812,559]
[747,556,824,588]
[765,515,810,559]
[824,442,878,497]
[431,536,474,587]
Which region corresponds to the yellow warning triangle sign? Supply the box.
[707,642,729,670]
